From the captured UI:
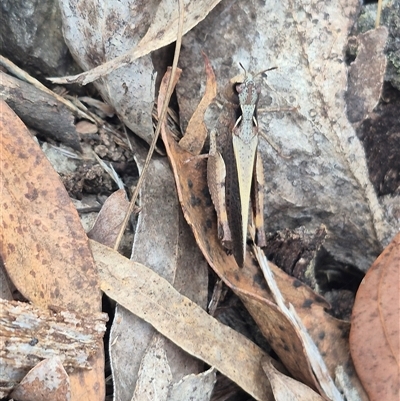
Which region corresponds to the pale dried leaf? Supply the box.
[167,367,216,401]
[131,336,172,401]
[51,0,222,86]
[56,0,157,145]
[350,232,400,401]
[110,139,207,401]
[10,357,70,401]
[92,239,273,401]
[261,357,325,401]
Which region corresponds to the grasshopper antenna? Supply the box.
[239,62,247,78]
[255,66,277,78]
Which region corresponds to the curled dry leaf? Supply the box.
[159,69,367,399]
[0,101,104,401]
[93,239,273,401]
[350,232,400,401]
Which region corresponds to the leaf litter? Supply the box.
[2,0,399,400]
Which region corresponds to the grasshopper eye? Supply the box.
[236,83,244,93]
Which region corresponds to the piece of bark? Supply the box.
[264,226,327,288]
[0,71,82,151]
[0,298,108,396]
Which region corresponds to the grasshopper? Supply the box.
[207,67,272,267]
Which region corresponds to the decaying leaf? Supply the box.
[93,239,273,401]
[350,232,400,401]
[176,0,395,271]
[179,53,217,155]
[109,138,208,401]
[0,100,104,401]
[131,336,172,401]
[168,367,216,401]
[56,0,157,145]
[52,0,222,85]
[10,357,70,401]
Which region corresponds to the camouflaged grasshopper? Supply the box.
[207,67,274,267]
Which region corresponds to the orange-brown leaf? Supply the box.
[350,232,400,401]
[0,100,104,401]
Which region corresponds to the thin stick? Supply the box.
[113,0,185,251]
[375,0,382,28]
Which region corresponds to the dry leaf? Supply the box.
[92,239,273,401]
[176,0,395,271]
[52,0,222,85]
[56,0,156,145]
[179,53,217,155]
[10,357,70,401]
[52,0,223,146]
[87,188,129,247]
[168,367,216,401]
[131,336,172,401]
[261,357,324,401]
[0,100,104,401]
[110,138,208,401]
[350,232,400,401]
